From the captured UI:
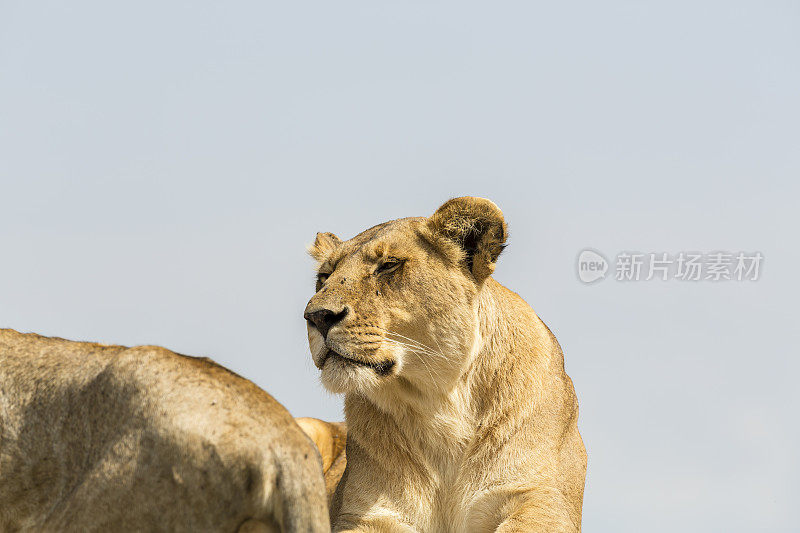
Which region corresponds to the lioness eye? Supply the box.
[375,259,403,275]
[316,273,330,290]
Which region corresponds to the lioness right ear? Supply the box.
[427,197,508,282]
[307,232,341,262]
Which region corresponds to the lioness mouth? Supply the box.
[324,349,395,376]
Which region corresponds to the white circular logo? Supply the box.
[577,249,608,283]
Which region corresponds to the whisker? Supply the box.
[380,338,449,391]
[373,327,451,361]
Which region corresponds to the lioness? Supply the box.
[0,329,329,532]
[304,197,586,532]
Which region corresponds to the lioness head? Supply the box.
[304,197,507,398]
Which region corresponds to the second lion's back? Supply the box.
[105,344,331,532]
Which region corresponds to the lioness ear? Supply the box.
[428,197,508,282]
[308,232,341,261]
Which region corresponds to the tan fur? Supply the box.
[304,197,586,532]
[296,418,347,505]
[0,329,330,532]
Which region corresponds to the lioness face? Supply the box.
[305,198,507,397]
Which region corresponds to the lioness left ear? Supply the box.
[308,232,341,262]
[427,196,508,282]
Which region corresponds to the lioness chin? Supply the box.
[304,197,586,533]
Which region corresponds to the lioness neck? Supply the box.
[346,277,559,469]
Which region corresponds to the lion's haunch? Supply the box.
[0,329,330,533]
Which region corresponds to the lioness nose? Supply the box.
[304,307,348,339]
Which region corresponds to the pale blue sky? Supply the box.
[1,2,798,531]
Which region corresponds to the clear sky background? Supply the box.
[1,2,798,532]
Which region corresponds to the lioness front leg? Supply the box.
[335,514,418,533]
[337,526,416,533]
[494,490,580,533]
